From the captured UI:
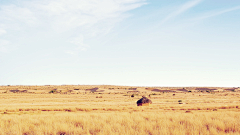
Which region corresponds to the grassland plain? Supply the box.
[0,85,239,135]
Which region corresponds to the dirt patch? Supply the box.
[85,88,99,92]
[151,89,176,92]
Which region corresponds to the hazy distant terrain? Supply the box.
[0,85,239,94]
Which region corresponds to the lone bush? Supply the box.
[49,90,56,93]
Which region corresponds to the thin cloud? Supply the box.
[194,6,240,20]
[0,39,10,53]
[160,0,202,25]
[0,0,147,53]
[0,29,6,36]
[68,35,89,54]
[28,0,147,32]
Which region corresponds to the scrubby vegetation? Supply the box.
[0,85,239,134]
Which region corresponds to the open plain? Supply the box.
[0,85,240,135]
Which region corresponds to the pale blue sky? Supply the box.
[0,0,240,87]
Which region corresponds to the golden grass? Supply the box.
[0,87,239,135]
[1,111,240,135]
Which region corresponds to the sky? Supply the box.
[0,0,240,87]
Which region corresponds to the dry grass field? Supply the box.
[0,85,240,135]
